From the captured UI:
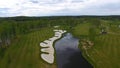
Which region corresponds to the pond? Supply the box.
[55,33,93,68]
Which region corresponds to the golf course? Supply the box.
[0,16,120,68]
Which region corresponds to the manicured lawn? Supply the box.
[87,34,120,68]
[0,28,56,68]
[72,22,120,68]
[72,23,90,36]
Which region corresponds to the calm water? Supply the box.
[55,33,93,68]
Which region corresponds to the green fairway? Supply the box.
[72,23,90,36]
[0,28,56,68]
[87,34,120,68]
[72,20,120,68]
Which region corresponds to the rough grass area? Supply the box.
[0,28,56,68]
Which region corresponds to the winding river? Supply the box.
[55,33,93,68]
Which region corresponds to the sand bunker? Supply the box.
[40,29,66,64]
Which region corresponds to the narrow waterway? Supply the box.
[55,33,93,68]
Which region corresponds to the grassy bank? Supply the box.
[72,21,120,68]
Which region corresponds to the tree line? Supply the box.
[0,16,119,48]
[0,16,83,48]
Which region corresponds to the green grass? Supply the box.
[87,34,120,68]
[109,24,120,34]
[0,18,120,68]
[72,22,120,68]
[0,27,56,68]
[72,23,90,37]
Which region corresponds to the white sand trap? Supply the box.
[41,47,54,54]
[40,43,49,47]
[54,26,60,28]
[40,29,66,64]
[41,54,54,64]
[53,30,59,32]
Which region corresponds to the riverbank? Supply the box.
[54,33,93,68]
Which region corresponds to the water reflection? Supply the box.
[55,33,93,68]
